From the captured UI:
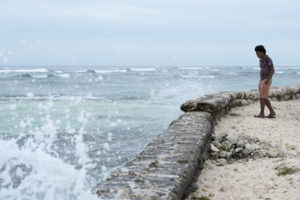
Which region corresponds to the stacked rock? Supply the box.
[209,132,285,166]
[180,85,300,113]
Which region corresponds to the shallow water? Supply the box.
[0,65,299,199]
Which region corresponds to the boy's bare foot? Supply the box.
[254,114,265,118]
[267,112,276,118]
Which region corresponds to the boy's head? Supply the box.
[255,45,266,58]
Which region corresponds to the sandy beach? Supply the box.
[187,98,300,200]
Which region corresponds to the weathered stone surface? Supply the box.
[215,132,228,143]
[210,144,219,152]
[209,132,285,161]
[93,112,213,199]
[180,85,300,112]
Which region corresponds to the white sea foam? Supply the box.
[0,140,98,200]
[177,67,202,70]
[31,74,48,78]
[0,95,106,101]
[71,69,126,73]
[0,102,99,200]
[95,69,126,73]
[73,70,87,73]
[276,67,300,70]
[130,67,156,72]
[200,75,215,79]
[205,67,219,71]
[149,79,215,106]
[276,71,284,74]
[58,73,70,78]
[0,68,48,73]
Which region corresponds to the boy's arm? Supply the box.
[265,65,274,84]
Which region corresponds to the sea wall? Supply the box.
[93,85,300,200]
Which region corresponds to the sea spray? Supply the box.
[0,98,98,200]
[1,66,300,199]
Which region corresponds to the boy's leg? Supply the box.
[255,80,266,117]
[261,79,276,117]
[259,98,266,115]
[264,98,275,117]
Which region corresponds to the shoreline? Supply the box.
[93,85,300,199]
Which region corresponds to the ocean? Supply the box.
[0,65,299,199]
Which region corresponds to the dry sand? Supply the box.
[187,98,300,200]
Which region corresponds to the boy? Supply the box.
[254,45,276,118]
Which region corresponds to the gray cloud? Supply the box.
[1,0,300,66]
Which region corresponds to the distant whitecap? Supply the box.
[73,70,87,73]
[32,74,48,78]
[95,69,127,73]
[200,75,215,79]
[0,68,48,73]
[59,73,70,78]
[130,67,156,72]
[276,71,284,74]
[177,67,201,70]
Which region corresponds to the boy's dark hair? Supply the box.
[255,45,266,54]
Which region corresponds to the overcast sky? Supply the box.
[1,0,300,66]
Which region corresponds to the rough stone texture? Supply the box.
[93,112,213,200]
[209,132,285,164]
[94,85,300,200]
[180,85,300,112]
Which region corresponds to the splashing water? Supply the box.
[0,65,299,200]
[0,98,99,200]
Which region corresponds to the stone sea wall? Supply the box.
[93,85,300,200]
